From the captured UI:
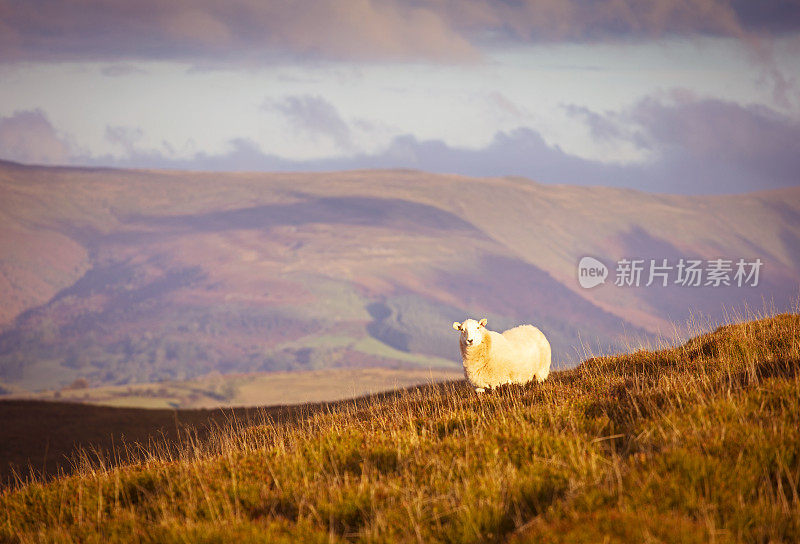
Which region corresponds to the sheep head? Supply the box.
[452,318,487,346]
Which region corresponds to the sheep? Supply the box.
[452,317,551,393]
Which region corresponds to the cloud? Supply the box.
[0,1,476,64]
[100,64,148,77]
[0,109,73,165]
[105,125,145,155]
[17,92,799,195]
[458,0,748,43]
[563,105,629,142]
[487,92,530,119]
[83,100,799,195]
[0,1,796,64]
[631,91,800,187]
[69,128,652,190]
[82,138,295,173]
[728,0,800,34]
[763,67,797,110]
[265,95,353,150]
[567,91,800,192]
[162,9,233,47]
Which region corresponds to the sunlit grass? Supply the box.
[2,306,799,543]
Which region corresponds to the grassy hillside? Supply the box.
[0,401,265,488]
[2,312,798,543]
[1,164,798,393]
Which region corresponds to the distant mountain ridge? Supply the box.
[0,162,797,391]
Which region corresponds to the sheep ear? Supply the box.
[453,321,462,331]
[479,318,487,327]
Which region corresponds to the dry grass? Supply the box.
[1,308,799,543]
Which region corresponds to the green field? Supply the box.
[2,311,798,542]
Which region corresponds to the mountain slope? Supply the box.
[2,313,798,542]
[0,163,797,391]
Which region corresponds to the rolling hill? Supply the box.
[0,160,798,393]
[2,312,798,542]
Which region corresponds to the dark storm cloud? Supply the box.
[0,1,796,64]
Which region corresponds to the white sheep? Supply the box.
[452,318,551,392]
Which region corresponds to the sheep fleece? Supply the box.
[461,325,551,389]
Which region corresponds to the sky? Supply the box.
[0,0,799,194]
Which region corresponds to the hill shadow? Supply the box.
[126,196,482,235]
[0,379,470,488]
[616,226,798,325]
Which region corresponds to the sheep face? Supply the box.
[452,318,487,347]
